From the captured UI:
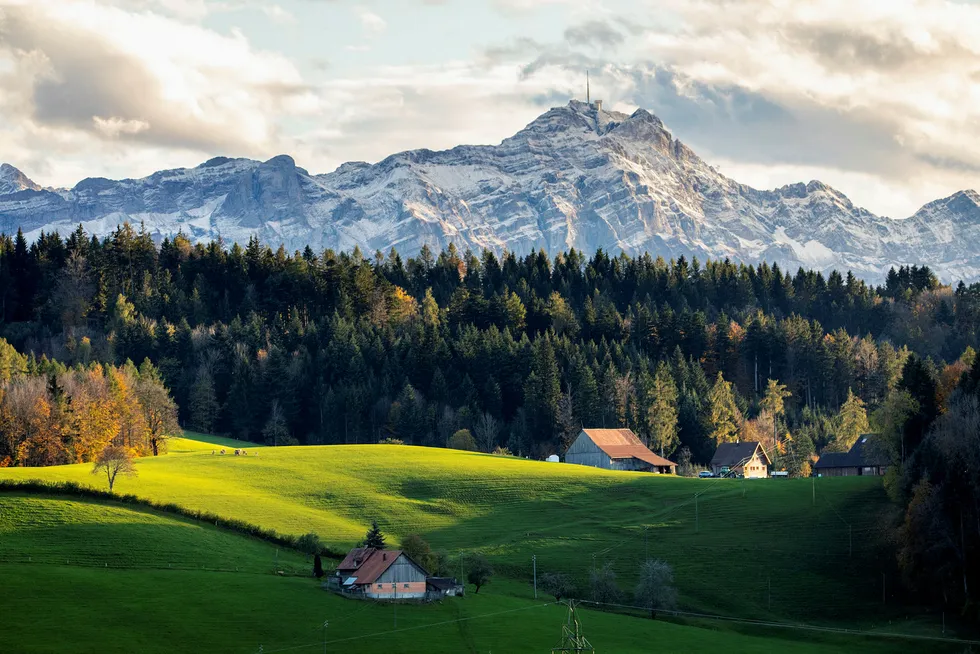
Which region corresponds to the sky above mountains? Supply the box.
[1,0,979,219]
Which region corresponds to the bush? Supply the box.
[540,571,576,601]
[448,429,478,452]
[378,438,405,445]
[296,532,323,555]
[491,446,513,457]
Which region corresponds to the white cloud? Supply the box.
[93,116,151,137]
[355,7,386,35]
[0,0,313,185]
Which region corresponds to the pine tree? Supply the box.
[363,520,386,549]
[708,372,743,444]
[830,388,869,452]
[647,362,679,456]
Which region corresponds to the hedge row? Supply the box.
[0,479,343,560]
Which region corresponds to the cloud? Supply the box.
[0,0,313,184]
[563,20,624,49]
[355,7,386,35]
[93,116,151,137]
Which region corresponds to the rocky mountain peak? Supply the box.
[2,102,980,281]
[0,164,42,195]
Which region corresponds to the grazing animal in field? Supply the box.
[220,449,226,455]
[234,449,240,456]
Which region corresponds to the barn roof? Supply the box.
[710,442,771,468]
[814,435,889,469]
[338,548,430,585]
[579,428,677,468]
[337,546,375,572]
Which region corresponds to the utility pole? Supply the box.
[552,601,595,653]
[533,555,537,599]
[695,494,699,533]
[322,620,329,654]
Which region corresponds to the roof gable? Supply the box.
[579,428,676,467]
[710,442,770,467]
[342,549,429,585]
[815,434,889,468]
[338,546,375,572]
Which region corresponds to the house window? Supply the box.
[377,584,383,589]
[404,583,410,588]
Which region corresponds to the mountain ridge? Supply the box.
[2,100,979,281]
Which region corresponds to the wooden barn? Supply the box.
[710,442,770,478]
[565,428,676,474]
[335,547,429,599]
[814,435,889,477]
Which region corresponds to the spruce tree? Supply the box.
[363,520,386,549]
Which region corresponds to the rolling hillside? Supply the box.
[1,435,908,626]
[0,488,959,654]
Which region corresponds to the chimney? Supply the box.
[383,552,387,561]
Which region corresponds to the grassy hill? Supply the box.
[0,491,958,654]
[1,434,967,650]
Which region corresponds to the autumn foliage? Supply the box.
[0,339,179,467]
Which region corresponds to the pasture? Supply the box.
[0,491,961,654]
[0,435,966,650]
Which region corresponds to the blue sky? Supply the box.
[1,0,979,218]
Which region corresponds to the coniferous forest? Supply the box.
[2,223,980,610]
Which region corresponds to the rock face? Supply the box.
[3,100,980,281]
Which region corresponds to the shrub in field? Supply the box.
[378,438,404,445]
[448,429,478,452]
[296,532,323,555]
[540,572,575,601]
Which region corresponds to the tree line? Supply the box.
[0,224,976,464]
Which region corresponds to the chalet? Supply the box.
[814,435,889,477]
[710,442,770,478]
[334,547,428,600]
[564,428,676,474]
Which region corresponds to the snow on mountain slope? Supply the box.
[2,100,979,281]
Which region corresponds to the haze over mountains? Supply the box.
[2,101,979,281]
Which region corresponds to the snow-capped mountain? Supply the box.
[3,100,980,281]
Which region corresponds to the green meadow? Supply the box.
[0,434,969,652]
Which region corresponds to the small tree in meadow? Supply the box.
[540,572,576,601]
[634,559,677,619]
[466,554,494,593]
[91,446,136,491]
